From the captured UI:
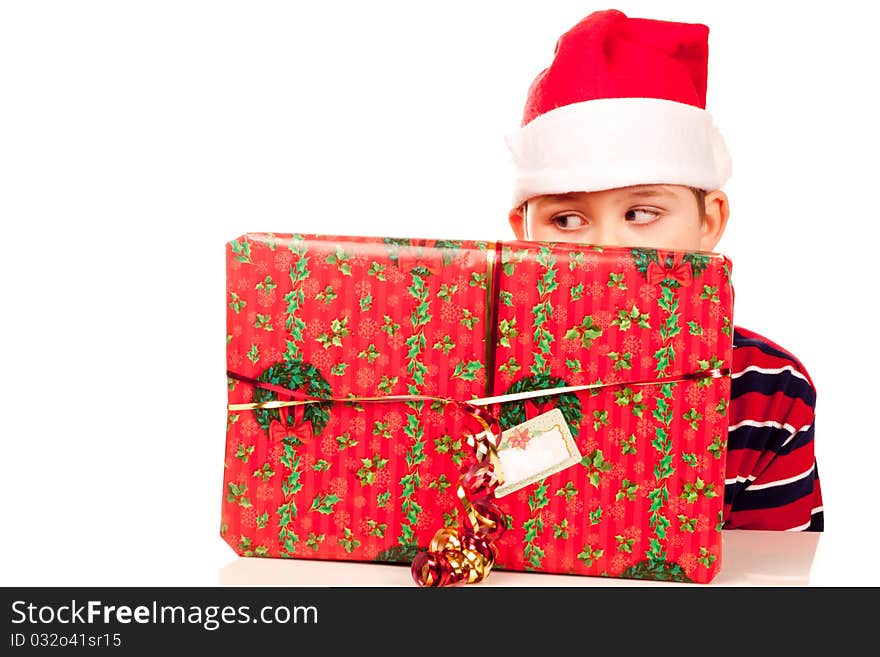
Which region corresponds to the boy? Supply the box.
[505,8,822,531]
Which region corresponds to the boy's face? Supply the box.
[508,184,729,252]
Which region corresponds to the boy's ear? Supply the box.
[509,205,527,240]
[699,190,730,252]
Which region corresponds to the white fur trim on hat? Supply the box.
[505,97,732,208]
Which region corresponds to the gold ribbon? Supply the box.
[227,368,730,413]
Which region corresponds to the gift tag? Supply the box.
[493,408,582,498]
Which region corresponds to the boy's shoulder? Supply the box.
[731,325,817,411]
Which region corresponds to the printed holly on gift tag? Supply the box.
[494,408,582,498]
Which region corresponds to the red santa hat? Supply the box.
[506,8,732,209]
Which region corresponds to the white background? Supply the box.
[1,1,878,586]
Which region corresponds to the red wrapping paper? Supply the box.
[222,232,733,583]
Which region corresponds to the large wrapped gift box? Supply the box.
[222,233,734,583]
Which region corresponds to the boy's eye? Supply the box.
[625,208,660,224]
[551,214,586,230]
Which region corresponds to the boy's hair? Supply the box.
[690,187,707,220]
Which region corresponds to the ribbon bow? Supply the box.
[398,239,442,275]
[646,251,693,287]
[525,396,549,419]
[268,399,314,444]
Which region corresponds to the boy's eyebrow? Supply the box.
[618,186,677,199]
[535,186,678,206]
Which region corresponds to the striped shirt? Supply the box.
[724,326,823,531]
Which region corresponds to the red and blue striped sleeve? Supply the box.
[723,326,823,531]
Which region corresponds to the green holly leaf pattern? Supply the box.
[356,455,389,486]
[316,316,350,349]
[681,478,717,503]
[565,358,582,374]
[612,305,650,331]
[568,251,585,270]
[683,408,703,430]
[235,443,254,463]
[367,262,386,281]
[677,515,698,533]
[653,344,675,376]
[338,527,360,553]
[607,272,627,289]
[229,292,247,314]
[697,547,717,568]
[616,479,638,501]
[615,535,635,554]
[497,318,518,348]
[368,421,390,440]
[377,375,398,394]
[555,481,578,501]
[460,308,479,329]
[315,285,337,304]
[438,283,458,302]
[528,481,550,513]
[252,463,275,482]
[325,247,352,276]
[310,493,341,514]
[428,474,452,493]
[357,343,380,363]
[451,360,483,381]
[620,433,637,455]
[306,532,325,551]
[577,544,604,566]
[553,519,570,539]
[405,439,426,469]
[564,315,603,348]
[537,266,558,297]
[708,434,726,460]
[700,285,720,303]
[722,316,732,336]
[581,449,612,488]
[434,434,466,467]
[696,356,725,387]
[608,351,633,371]
[230,239,252,264]
[433,335,455,355]
[335,432,357,450]
[614,387,647,417]
[469,272,488,289]
[498,357,521,377]
[381,315,400,335]
[254,314,273,331]
[365,519,387,538]
[226,482,252,508]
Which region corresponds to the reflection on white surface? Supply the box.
[218,530,821,587]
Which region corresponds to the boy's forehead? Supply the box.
[532,185,683,205]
